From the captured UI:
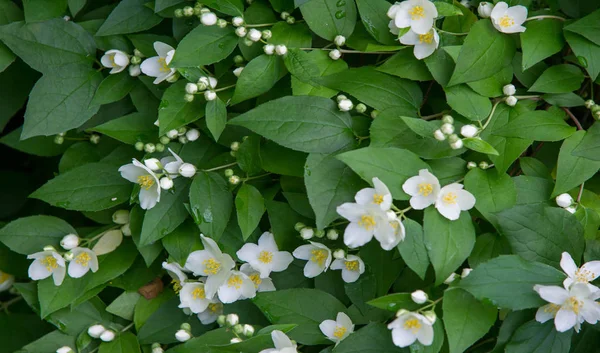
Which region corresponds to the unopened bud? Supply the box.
[144,158,162,171]
[183,6,194,17]
[479,161,489,169]
[56,347,74,353]
[112,210,130,225]
[234,55,245,65]
[247,28,262,42]
[160,177,174,190]
[233,67,244,77]
[433,129,446,141]
[185,82,199,94]
[242,324,254,337]
[448,134,460,143]
[338,99,353,112]
[441,123,454,135]
[281,11,290,20]
[217,315,227,326]
[90,134,101,144]
[121,223,131,236]
[160,136,171,145]
[232,16,244,27]
[201,12,218,26]
[174,8,184,17]
[334,35,346,46]
[477,2,494,18]
[505,95,517,107]
[441,115,454,124]
[230,337,242,343]
[450,139,464,150]
[294,222,306,231]
[235,27,247,37]
[467,161,477,169]
[100,330,115,342]
[167,129,179,139]
[179,163,197,178]
[262,30,272,40]
[60,234,80,250]
[224,169,234,177]
[178,136,189,144]
[565,205,577,214]
[423,310,437,325]
[300,227,314,240]
[228,175,241,185]
[333,249,345,259]
[204,90,217,101]
[315,229,325,238]
[54,135,64,145]
[135,141,145,151]
[461,268,473,278]
[232,324,244,334]
[460,125,478,138]
[327,229,339,240]
[144,143,156,153]
[275,45,288,56]
[226,314,239,326]
[411,290,428,304]
[286,16,295,24]
[129,65,141,77]
[243,38,254,47]
[186,129,200,141]
[502,84,516,96]
[263,44,275,55]
[371,110,379,119]
[166,73,179,83]
[355,103,367,113]
[584,99,595,109]
[87,324,106,338]
[217,18,227,28]
[556,193,574,208]
[175,329,191,342]
[444,273,458,284]
[329,49,342,60]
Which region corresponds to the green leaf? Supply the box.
[445,84,492,121]
[492,110,576,142]
[424,208,476,285]
[260,141,307,177]
[237,135,263,176]
[521,19,565,70]
[564,31,600,81]
[468,233,511,268]
[0,215,76,254]
[443,288,497,353]
[519,157,552,179]
[334,323,408,353]
[553,131,600,196]
[462,137,500,156]
[318,67,423,115]
[96,0,162,36]
[410,320,445,353]
[397,218,430,280]
[158,80,206,135]
[99,332,141,353]
[304,153,365,230]
[542,92,585,107]
[291,50,348,98]
[23,0,67,22]
[139,179,190,246]
[564,9,600,46]
[337,147,429,200]
[189,172,233,241]
[299,0,357,40]
[201,0,244,16]
[231,54,286,104]
[458,255,565,309]
[574,206,600,240]
[170,25,238,68]
[448,20,515,86]
[496,204,584,268]
[0,126,70,157]
[106,291,141,320]
[162,220,202,266]
[268,22,313,48]
[228,95,355,153]
[435,2,462,16]
[355,0,398,45]
[513,176,553,206]
[283,48,321,85]
[528,64,584,93]
[377,49,433,81]
[505,320,572,353]
[92,113,157,145]
[91,72,136,106]
[464,169,516,226]
[205,97,228,141]
[253,288,347,345]
[30,162,131,211]
[467,65,514,98]
[367,293,421,312]
[400,117,438,138]
[235,184,265,240]
[572,121,600,160]
[442,1,477,33]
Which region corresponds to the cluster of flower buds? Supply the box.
[151,343,164,353]
[263,43,288,56]
[433,115,463,150]
[467,161,490,170]
[135,141,167,153]
[175,323,192,342]
[336,95,355,112]
[585,100,600,120]
[224,168,241,186]
[175,3,226,28]
[280,11,296,24]
[88,324,116,342]
[161,126,200,146]
[503,84,518,107]
[444,268,472,284]
[555,193,577,214]
[215,313,255,343]
[293,222,332,240]
[112,209,132,236]
[184,76,219,102]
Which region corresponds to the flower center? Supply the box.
[574,268,594,283]
[358,215,376,230]
[373,194,384,205]
[498,15,515,28]
[403,318,421,333]
[108,53,118,67]
[567,296,582,314]
[345,260,359,271]
[249,273,262,288]
[310,249,328,266]
[419,32,434,44]
[409,5,425,20]
[0,272,10,284]
[544,303,561,315]
[418,183,433,196]
[333,326,347,339]
[137,175,155,190]
[192,287,206,300]
[227,275,243,289]
[443,192,457,205]
[258,250,273,264]
[171,279,182,293]
[208,303,222,313]
[41,256,58,272]
[158,57,171,73]
[75,252,91,267]
[202,258,221,275]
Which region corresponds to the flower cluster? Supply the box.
[387,0,439,60]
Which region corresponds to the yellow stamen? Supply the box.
[192,287,206,300]
[227,275,243,289]
[75,252,91,267]
[310,249,328,266]
[258,250,273,264]
[544,303,561,315]
[171,279,182,293]
[345,260,359,271]
[0,272,10,283]
[41,256,58,272]
[208,303,222,313]
[358,215,376,230]
[574,268,594,283]
[403,318,421,333]
[419,32,434,44]
[250,273,262,288]
[567,297,582,314]
[443,192,457,205]
[137,175,155,190]
[158,57,171,73]
[373,194,384,205]
[333,326,347,339]
[202,258,221,275]
[409,5,425,20]
[499,15,515,28]
[418,183,433,196]
[109,53,118,67]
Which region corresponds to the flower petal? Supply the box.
[554,308,577,332]
[391,327,417,348]
[537,285,569,305]
[344,222,374,248]
[319,319,337,340]
[560,252,578,278]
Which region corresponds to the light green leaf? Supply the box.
[542,92,585,107]
[106,291,140,320]
[205,97,228,142]
[91,72,136,106]
[283,48,321,85]
[519,157,552,179]
[96,0,162,36]
[189,172,233,241]
[462,137,500,156]
[571,121,600,161]
[468,233,511,268]
[464,168,516,226]
[355,0,398,45]
[529,64,585,93]
[228,95,355,153]
[99,332,140,353]
[367,293,421,312]
[377,48,433,81]
[400,117,439,138]
[92,112,157,145]
[397,218,429,280]
[553,131,600,196]
[235,184,265,240]
[158,80,206,135]
[564,31,600,81]
[445,84,492,121]
[505,320,572,353]
[435,2,462,16]
[170,25,238,68]
[564,8,600,46]
[299,0,357,40]
[492,110,576,141]
[231,54,286,104]
[268,22,313,48]
[0,215,76,254]
[521,19,564,70]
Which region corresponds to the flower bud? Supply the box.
[144,143,156,153]
[275,45,288,56]
[217,18,227,28]
[230,337,243,343]
[226,313,239,327]
[423,310,437,325]
[433,129,446,141]
[232,324,244,335]
[461,268,473,278]
[165,130,177,140]
[411,290,428,304]
[160,177,174,190]
[184,93,195,102]
[337,95,347,102]
[201,12,218,26]
[460,124,478,138]
[477,2,494,18]
[178,136,188,145]
[467,161,477,170]
[183,6,194,17]
[234,55,245,65]
[235,27,247,37]
[204,90,217,101]
[300,227,314,240]
[243,324,254,337]
[247,28,262,42]
[502,84,516,96]
[396,309,409,318]
[565,206,577,214]
[112,210,130,225]
[174,8,184,17]
[152,346,164,353]
[175,330,191,342]
[179,163,197,178]
[131,56,141,65]
[450,139,464,150]
[232,17,244,27]
[224,169,234,177]
[386,210,398,221]
[460,0,470,8]
[90,134,101,144]
[217,315,227,326]
[243,38,254,47]
[121,223,131,236]
[373,109,383,117]
[442,115,454,124]
[448,134,459,143]
[100,330,116,342]
[585,99,595,109]
[329,49,342,60]
[326,229,339,240]
[166,72,179,83]
[56,347,74,353]
[54,135,64,145]
[262,30,272,40]
[233,67,244,77]
[441,123,454,135]
[556,193,574,208]
[294,222,306,231]
[355,103,367,113]
[286,16,295,24]
[135,141,145,151]
[43,245,58,252]
[87,324,106,338]
[144,158,162,171]
[333,249,345,259]
[281,11,290,20]
[60,234,80,250]
[263,44,275,55]
[186,128,200,141]
[315,229,325,238]
[444,273,458,284]
[129,64,142,77]
[178,127,187,135]
[338,99,353,112]
[185,82,198,94]
[505,95,518,107]
[334,35,346,46]
[479,161,489,169]
[229,175,241,185]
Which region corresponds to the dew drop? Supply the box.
[336,0,346,6]
[335,10,346,19]
[159,100,170,108]
[203,209,213,223]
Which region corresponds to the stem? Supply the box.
[215,84,236,92]
[202,162,238,172]
[418,297,443,312]
[1,296,23,313]
[436,28,469,36]
[121,322,134,332]
[513,95,541,100]
[577,183,585,203]
[328,220,350,227]
[243,173,272,182]
[525,15,566,22]
[245,22,277,28]
[421,111,449,121]
[562,108,584,130]
[299,48,397,55]
[481,100,502,131]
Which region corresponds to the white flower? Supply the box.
[179,282,214,313]
[391,0,438,35]
[162,261,188,284]
[477,2,494,18]
[240,263,276,292]
[68,248,99,278]
[27,250,66,286]
[503,84,516,96]
[402,169,441,210]
[329,49,342,60]
[490,2,527,33]
[411,290,428,304]
[338,99,353,111]
[388,311,434,347]
[119,159,161,210]
[217,270,256,303]
[198,301,223,324]
[534,283,600,332]
[259,330,298,353]
[185,235,236,297]
[336,203,395,249]
[556,193,574,208]
[560,252,600,292]
[160,148,184,179]
[160,177,174,190]
[175,329,191,342]
[101,49,129,74]
[293,242,332,278]
[334,35,346,46]
[330,255,365,283]
[233,67,244,77]
[236,232,293,278]
[56,347,74,353]
[0,270,14,292]
[87,324,106,338]
[433,129,445,141]
[201,12,218,26]
[140,42,176,84]
[275,45,288,56]
[100,330,115,342]
[232,16,244,26]
[179,163,196,178]
[60,234,80,250]
[264,44,275,55]
[400,28,439,60]
[435,183,476,221]
[319,312,354,344]
[355,177,393,211]
[460,125,479,138]
[248,28,262,42]
[387,3,402,19]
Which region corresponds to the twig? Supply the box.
[562,108,583,130]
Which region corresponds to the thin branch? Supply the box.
[562,108,583,130]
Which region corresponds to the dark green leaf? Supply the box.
[189,172,233,241]
[397,218,429,280]
[235,184,265,240]
[377,49,433,81]
[201,0,244,16]
[0,215,76,254]
[92,112,157,145]
[99,332,141,353]
[521,19,564,70]
[231,54,286,104]
[468,233,511,268]
[572,121,600,160]
[464,169,516,226]
[493,110,576,141]
[206,97,228,141]
[96,0,162,36]
[355,0,398,45]
[158,80,206,135]
[553,130,600,196]
[91,72,136,106]
[529,64,585,93]
[505,320,572,353]
[171,25,238,68]
[299,0,357,40]
[445,84,492,121]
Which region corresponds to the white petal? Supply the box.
[236,243,259,263]
[201,235,223,257]
[399,30,420,46]
[554,308,577,332]
[272,330,295,349]
[581,261,600,281]
[341,268,361,283]
[154,41,175,57]
[241,276,257,299]
[304,259,325,278]
[490,1,508,20]
[560,252,578,278]
[319,320,337,340]
[337,312,353,330]
[344,222,374,248]
[100,54,113,68]
[336,203,365,222]
[355,188,377,206]
[118,164,146,183]
[538,285,570,305]
[330,259,345,270]
[140,57,163,77]
[28,259,52,281]
[271,252,294,273]
[389,20,400,35]
[436,203,461,221]
[414,41,436,60]
[506,6,527,24]
[68,262,89,278]
[139,186,160,210]
[258,232,278,252]
[206,272,227,298]
[218,283,240,303]
[502,24,527,33]
[411,16,434,35]
[391,328,417,348]
[394,10,412,29]
[457,190,476,211]
[52,266,66,286]
[258,278,276,292]
[535,305,556,323]
[293,244,315,260]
